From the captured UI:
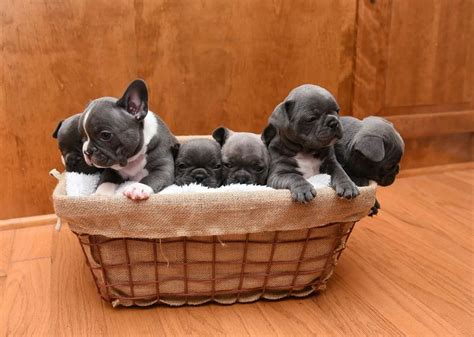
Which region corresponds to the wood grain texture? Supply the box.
[0,169,472,336]
[353,0,473,116]
[352,0,473,172]
[0,214,57,232]
[1,0,472,219]
[385,0,473,108]
[10,225,53,263]
[0,259,51,337]
[136,0,357,134]
[49,224,107,337]
[0,0,136,220]
[400,133,473,169]
[386,110,474,139]
[0,0,357,219]
[352,0,393,117]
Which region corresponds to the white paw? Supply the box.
[123,183,153,201]
[93,183,117,196]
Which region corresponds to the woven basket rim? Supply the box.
[52,172,376,239]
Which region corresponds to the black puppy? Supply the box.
[335,116,404,214]
[53,114,102,174]
[212,127,270,185]
[174,139,223,188]
[263,84,359,203]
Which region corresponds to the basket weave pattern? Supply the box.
[75,221,355,307]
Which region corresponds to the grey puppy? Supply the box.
[335,116,404,214]
[80,79,178,201]
[173,139,223,188]
[52,113,102,174]
[212,127,270,185]
[262,84,359,203]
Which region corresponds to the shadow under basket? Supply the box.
[53,175,376,307]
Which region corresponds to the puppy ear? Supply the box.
[269,100,295,129]
[116,79,148,121]
[52,120,63,138]
[171,143,180,160]
[212,127,230,146]
[354,135,385,162]
[261,124,276,146]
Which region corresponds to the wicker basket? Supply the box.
[53,172,376,307]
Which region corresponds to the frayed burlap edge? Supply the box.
[53,175,376,239]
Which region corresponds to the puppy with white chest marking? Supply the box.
[212,127,270,185]
[335,116,404,214]
[80,79,178,200]
[262,84,359,203]
[173,139,223,188]
[53,113,102,174]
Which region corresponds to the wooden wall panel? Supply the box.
[0,0,357,219]
[0,0,137,219]
[384,0,472,113]
[353,0,473,170]
[401,133,473,170]
[136,0,357,134]
[353,0,473,117]
[1,0,472,219]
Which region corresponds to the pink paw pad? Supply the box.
[123,183,153,201]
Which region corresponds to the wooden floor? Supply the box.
[0,169,472,336]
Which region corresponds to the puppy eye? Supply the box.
[100,131,113,141]
[224,163,232,168]
[178,163,186,169]
[214,163,222,169]
[306,116,318,122]
[255,165,264,172]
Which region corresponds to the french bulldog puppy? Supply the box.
[212,127,270,185]
[80,79,178,201]
[262,84,359,203]
[173,139,223,188]
[335,116,404,215]
[52,113,102,174]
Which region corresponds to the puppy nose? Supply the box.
[195,176,205,183]
[235,174,250,184]
[192,169,207,183]
[326,117,339,130]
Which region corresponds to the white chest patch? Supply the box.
[114,112,158,182]
[294,152,322,179]
[117,154,149,181]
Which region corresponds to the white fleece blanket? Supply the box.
[65,172,331,197]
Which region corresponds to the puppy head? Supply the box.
[53,114,100,174]
[213,127,270,185]
[80,79,149,168]
[269,84,342,149]
[350,117,404,186]
[174,139,223,188]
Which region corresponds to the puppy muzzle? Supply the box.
[192,168,209,183]
[229,171,253,185]
[325,115,343,139]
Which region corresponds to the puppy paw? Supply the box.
[94,183,117,196]
[368,200,380,217]
[334,180,359,199]
[290,182,317,203]
[123,183,153,201]
[368,205,379,217]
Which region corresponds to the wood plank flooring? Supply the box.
[0,169,472,336]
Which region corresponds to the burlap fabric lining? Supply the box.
[53,173,376,307]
